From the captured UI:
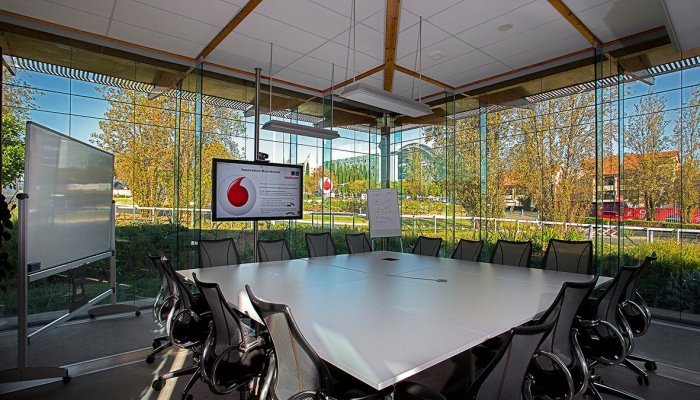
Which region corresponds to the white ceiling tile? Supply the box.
[562,0,611,13]
[253,0,349,40]
[480,19,585,63]
[572,0,664,42]
[500,34,589,68]
[108,20,203,57]
[456,0,562,48]
[46,0,115,17]
[360,8,388,32]
[112,0,220,46]
[330,25,385,62]
[429,0,533,35]
[274,67,331,89]
[397,36,476,72]
[397,19,451,60]
[1,0,110,35]
[661,0,700,52]
[235,12,327,55]
[133,0,240,28]
[445,61,511,87]
[422,50,497,80]
[308,0,385,21]
[306,40,381,76]
[208,33,303,73]
[401,0,463,19]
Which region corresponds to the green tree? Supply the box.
[624,91,674,219]
[91,87,244,209]
[675,87,700,221]
[2,69,39,188]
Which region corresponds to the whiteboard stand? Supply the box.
[0,194,70,385]
[366,189,403,252]
[87,201,140,319]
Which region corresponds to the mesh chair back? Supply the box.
[490,240,533,268]
[532,278,597,394]
[593,265,639,340]
[468,308,559,400]
[622,254,656,336]
[624,254,656,303]
[193,274,264,392]
[450,239,483,261]
[161,256,194,309]
[543,239,594,274]
[200,238,241,267]
[305,232,336,258]
[245,285,332,400]
[412,236,442,257]
[345,233,372,254]
[149,254,175,323]
[258,239,292,262]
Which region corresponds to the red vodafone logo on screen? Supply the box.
[227,177,249,206]
[218,175,257,216]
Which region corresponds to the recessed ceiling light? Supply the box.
[428,50,445,60]
[497,24,513,32]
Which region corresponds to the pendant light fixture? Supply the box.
[261,42,339,139]
[340,1,432,117]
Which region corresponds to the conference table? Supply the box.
[179,251,605,391]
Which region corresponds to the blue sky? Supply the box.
[12,61,700,161]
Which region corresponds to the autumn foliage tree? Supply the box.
[91,88,244,209]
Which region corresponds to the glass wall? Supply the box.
[1,31,700,339]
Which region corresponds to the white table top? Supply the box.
[180,251,605,390]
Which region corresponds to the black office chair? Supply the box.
[146,255,177,364]
[199,238,241,267]
[450,239,483,262]
[245,285,393,400]
[151,257,212,400]
[345,233,373,254]
[257,238,292,262]
[543,239,594,275]
[618,254,658,385]
[192,273,268,397]
[578,265,643,400]
[489,239,532,268]
[528,277,598,399]
[412,236,442,257]
[305,232,336,258]
[396,308,559,400]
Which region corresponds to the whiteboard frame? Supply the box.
[366,188,402,239]
[24,122,115,278]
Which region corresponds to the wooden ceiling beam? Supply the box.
[324,64,385,92]
[383,0,401,91]
[547,0,600,46]
[197,0,262,62]
[395,65,455,91]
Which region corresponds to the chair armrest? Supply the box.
[395,381,445,400]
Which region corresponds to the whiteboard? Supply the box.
[366,189,402,238]
[24,122,114,274]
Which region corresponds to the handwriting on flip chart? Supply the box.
[367,189,401,238]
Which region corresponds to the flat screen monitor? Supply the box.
[212,159,303,221]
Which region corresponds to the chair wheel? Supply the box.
[136,310,141,316]
[152,379,164,391]
[89,314,96,319]
[644,361,657,371]
[146,354,155,364]
[62,376,71,383]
